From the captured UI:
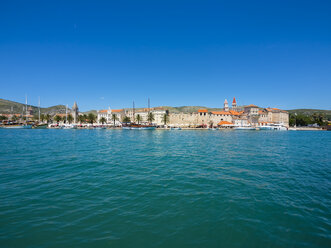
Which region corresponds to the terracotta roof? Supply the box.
[211,111,231,115]
[245,104,259,108]
[229,110,240,116]
[232,97,236,104]
[198,109,208,113]
[99,109,108,113]
[111,109,123,113]
[218,121,233,126]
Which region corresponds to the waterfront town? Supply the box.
[0,97,291,130]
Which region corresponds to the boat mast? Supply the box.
[133,101,135,123]
[38,97,41,122]
[25,94,28,121]
[148,98,150,113]
[65,105,68,123]
[148,98,150,124]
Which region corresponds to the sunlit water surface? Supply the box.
[0,129,330,247]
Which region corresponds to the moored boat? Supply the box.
[259,124,287,131]
[1,124,32,129]
[234,126,256,130]
[122,124,156,130]
[33,123,48,129]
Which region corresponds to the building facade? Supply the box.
[97,97,289,127]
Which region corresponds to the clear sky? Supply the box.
[0,0,330,111]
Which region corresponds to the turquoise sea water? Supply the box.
[0,129,330,248]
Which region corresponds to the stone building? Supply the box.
[97,107,167,126]
[97,97,289,127]
[72,102,79,123]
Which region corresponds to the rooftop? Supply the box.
[198,109,208,113]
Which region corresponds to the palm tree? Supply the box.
[122,116,131,123]
[87,113,96,124]
[0,115,7,121]
[40,114,45,122]
[78,115,85,124]
[67,114,73,124]
[100,117,107,124]
[46,114,51,123]
[111,114,118,126]
[54,115,62,124]
[136,114,142,124]
[147,112,155,123]
[11,115,18,122]
[162,114,169,125]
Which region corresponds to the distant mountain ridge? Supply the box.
[0,98,67,115]
[1,98,330,117]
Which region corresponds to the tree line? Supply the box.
[1,112,171,125]
[289,113,328,127]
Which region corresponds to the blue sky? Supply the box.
[0,0,330,111]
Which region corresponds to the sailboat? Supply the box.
[122,99,156,130]
[2,95,32,129]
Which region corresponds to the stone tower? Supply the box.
[232,97,237,111]
[224,99,229,111]
[72,102,79,123]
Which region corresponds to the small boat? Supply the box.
[171,127,182,130]
[122,124,156,130]
[1,124,32,129]
[33,123,48,129]
[62,124,77,129]
[259,124,287,131]
[234,126,256,130]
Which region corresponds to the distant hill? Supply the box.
[287,109,331,120]
[0,98,67,115]
[82,110,97,115]
[2,98,330,120]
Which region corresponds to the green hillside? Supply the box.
[287,109,331,120]
[0,98,67,115]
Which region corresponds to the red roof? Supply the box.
[229,110,240,116]
[198,109,208,113]
[218,121,233,126]
[211,111,231,115]
[232,97,236,104]
[245,104,259,108]
[112,109,123,113]
[99,109,108,113]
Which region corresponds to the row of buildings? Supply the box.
[97,98,289,127]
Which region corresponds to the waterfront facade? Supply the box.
[97,97,289,127]
[167,98,289,127]
[97,107,167,126]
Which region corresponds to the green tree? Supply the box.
[87,113,96,124]
[46,114,51,123]
[162,113,169,125]
[136,114,142,124]
[67,114,73,124]
[0,115,8,121]
[100,117,107,124]
[54,115,62,124]
[111,114,119,126]
[147,112,155,123]
[78,115,85,124]
[11,115,18,122]
[122,116,131,123]
[40,114,45,122]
